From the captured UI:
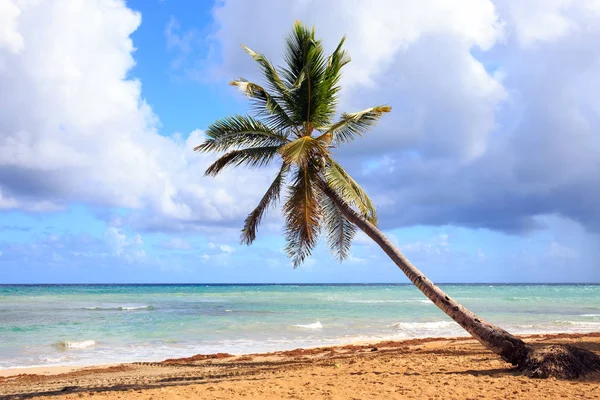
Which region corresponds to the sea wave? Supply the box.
[581,314,600,317]
[561,320,600,327]
[344,299,432,304]
[391,321,455,330]
[43,356,69,363]
[55,340,96,350]
[503,296,541,302]
[325,296,433,304]
[84,305,155,311]
[506,320,600,335]
[293,321,323,329]
[388,320,464,338]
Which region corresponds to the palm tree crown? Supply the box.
[196,21,390,266]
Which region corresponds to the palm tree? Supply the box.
[196,22,600,378]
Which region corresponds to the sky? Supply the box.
[0,0,599,284]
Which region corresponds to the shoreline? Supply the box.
[1,331,599,399]
[1,332,598,377]
[1,331,597,377]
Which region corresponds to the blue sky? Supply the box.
[0,0,599,283]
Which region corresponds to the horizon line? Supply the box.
[1,282,599,286]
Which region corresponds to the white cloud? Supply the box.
[205,0,600,238]
[546,241,577,259]
[347,254,367,264]
[476,249,486,262]
[0,0,23,54]
[200,242,237,265]
[209,0,506,162]
[1,0,600,253]
[0,0,277,232]
[400,234,451,256]
[353,231,374,247]
[219,244,235,254]
[211,0,502,86]
[438,234,449,248]
[206,242,236,254]
[165,16,200,70]
[104,227,145,262]
[161,237,192,250]
[496,0,600,46]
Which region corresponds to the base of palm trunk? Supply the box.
[517,344,600,379]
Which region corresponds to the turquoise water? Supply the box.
[0,284,599,368]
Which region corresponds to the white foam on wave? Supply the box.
[293,321,323,329]
[506,320,600,335]
[345,299,433,304]
[562,320,600,327]
[56,340,97,350]
[391,321,454,330]
[120,306,154,311]
[84,305,154,311]
[43,356,69,363]
[581,314,600,317]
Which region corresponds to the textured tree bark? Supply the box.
[321,184,532,366]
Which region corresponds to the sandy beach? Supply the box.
[1,332,599,400]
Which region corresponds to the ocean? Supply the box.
[0,284,599,369]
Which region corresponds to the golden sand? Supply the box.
[1,333,599,399]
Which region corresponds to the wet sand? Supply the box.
[1,332,599,399]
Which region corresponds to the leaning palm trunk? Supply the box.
[321,184,532,366]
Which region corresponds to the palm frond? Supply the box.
[323,158,377,224]
[311,36,351,131]
[320,190,356,261]
[320,105,391,144]
[280,21,314,89]
[229,79,295,131]
[290,68,306,90]
[204,146,281,177]
[315,131,332,146]
[241,164,289,245]
[195,115,289,153]
[280,21,330,128]
[278,136,326,168]
[328,36,351,72]
[240,44,290,98]
[283,164,322,267]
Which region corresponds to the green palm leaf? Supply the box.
[278,136,326,168]
[320,105,391,144]
[308,37,349,132]
[283,164,322,267]
[195,115,289,153]
[321,191,357,261]
[323,158,377,224]
[240,45,290,98]
[204,146,281,177]
[241,164,289,245]
[229,79,295,131]
[280,21,330,129]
